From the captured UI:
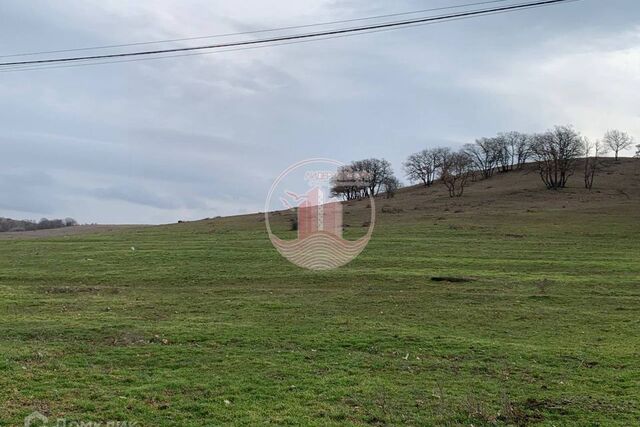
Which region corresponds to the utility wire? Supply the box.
[0,0,581,72]
[0,1,578,74]
[0,0,515,59]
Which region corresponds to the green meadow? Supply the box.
[1,163,639,425]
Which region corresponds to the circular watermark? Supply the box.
[265,158,375,270]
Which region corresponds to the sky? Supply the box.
[0,0,638,224]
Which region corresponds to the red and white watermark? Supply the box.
[265,158,375,270]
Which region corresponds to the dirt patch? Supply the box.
[431,277,475,283]
[107,331,170,347]
[107,330,149,346]
[506,233,526,238]
[523,398,571,415]
[381,206,404,214]
[43,286,119,295]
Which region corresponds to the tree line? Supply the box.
[0,217,78,233]
[331,126,635,200]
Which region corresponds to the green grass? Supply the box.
[1,207,639,425]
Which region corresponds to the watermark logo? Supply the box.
[25,412,47,427]
[24,412,137,427]
[265,158,375,270]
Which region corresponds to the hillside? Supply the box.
[0,158,639,425]
[4,158,638,240]
[386,157,639,210]
[381,157,640,215]
[223,157,640,237]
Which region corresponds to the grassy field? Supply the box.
[1,161,639,425]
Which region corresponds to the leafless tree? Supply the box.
[530,125,583,190]
[441,151,474,197]
[515,133,532,169]
[382,176,402,198]
[495,131,531,171]
[360,158,393,196]
[583,138,607,190]
[635,144,640,158]
[404,149,440,187]
[463,137,500,179]
[494,134,513,173]
[603,129,634,160]
[434,147,453,171]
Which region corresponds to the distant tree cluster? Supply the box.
[331,158,401,200]
[399,132,536,197]
[403,127,636,196]
[0,217,78,233]
[402,133,532,192]
[332,127,635,201]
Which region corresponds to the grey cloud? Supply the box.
[0,170,58,214]
[90,186,206,210]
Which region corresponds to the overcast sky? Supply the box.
[0,0,638,224]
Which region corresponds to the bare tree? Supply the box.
[603,129,634,160]
[583,138,607,190]
[441,151,474,197]
[635,144,640,158]
[463,137,500,179]
[490,132,531,172]
[382,176,402,198]
[361,158,393,196]
[434,147,453,172]
[404,149,439,187]
[494,134,513,173]
[500,131,531,170]
[531,125,583,190]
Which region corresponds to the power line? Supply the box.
[0,0,578,67]
[0,0,515,59]
[0,1,579,74]
[0,0,581,71]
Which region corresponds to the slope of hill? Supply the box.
[0,158,638,425]
[225,157,640,236]
[381,157,639,215]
